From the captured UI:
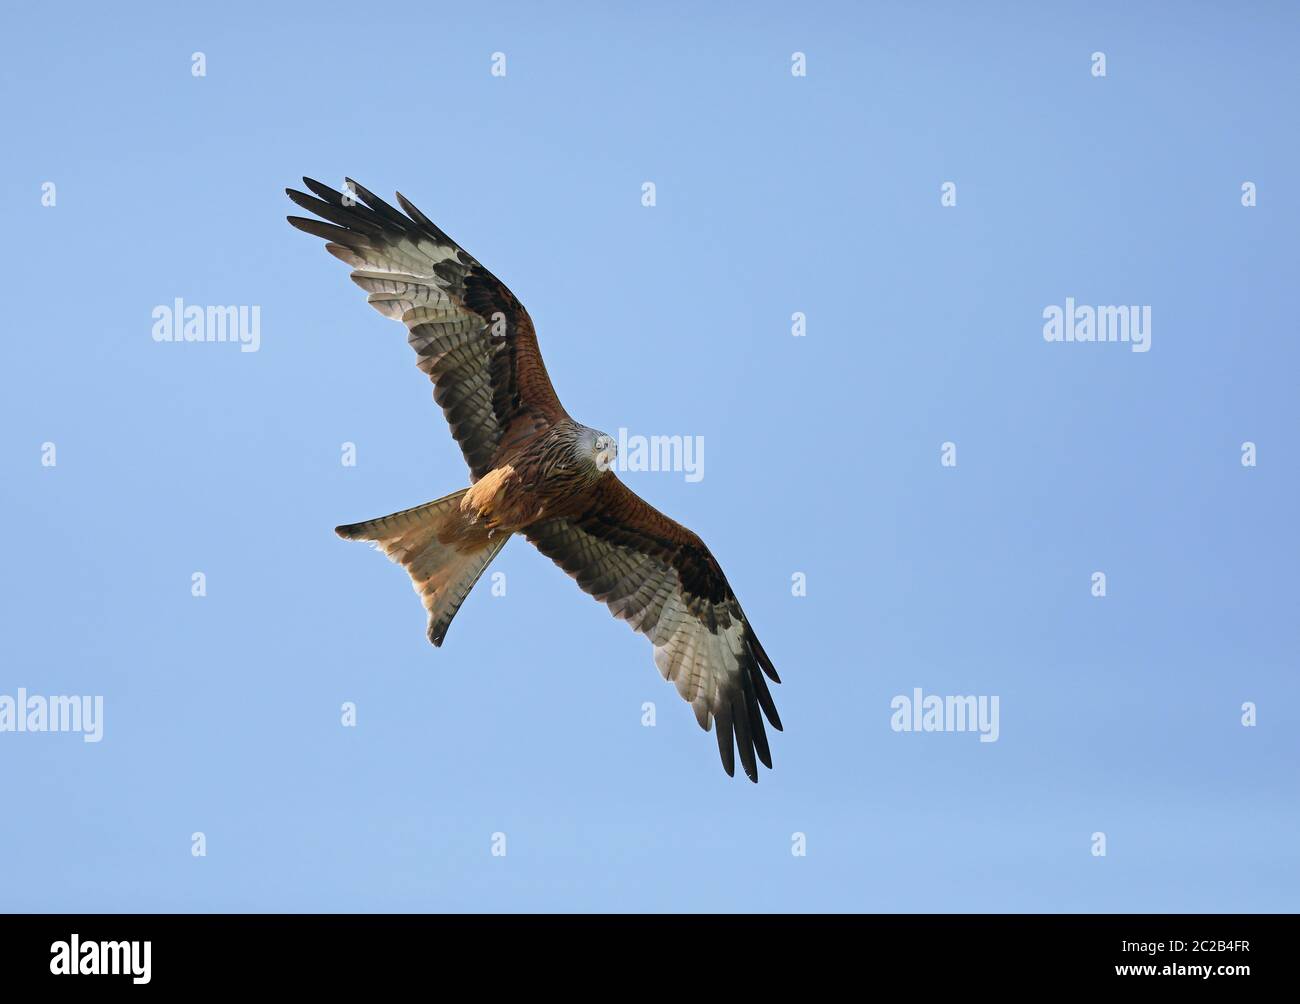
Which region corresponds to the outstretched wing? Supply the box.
[525,476,783,782]
[287,178,567,481]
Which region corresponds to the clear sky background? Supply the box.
[2,1,1297,912]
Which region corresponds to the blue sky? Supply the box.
[1,0,1297,912]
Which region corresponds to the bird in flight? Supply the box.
[287,179,783,781]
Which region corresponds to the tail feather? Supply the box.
[337,489,509,646]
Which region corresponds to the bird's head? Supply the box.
[578,427,618,473]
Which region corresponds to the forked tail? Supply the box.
[336,489,510,646]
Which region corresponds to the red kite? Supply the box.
[287,179,783,781]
